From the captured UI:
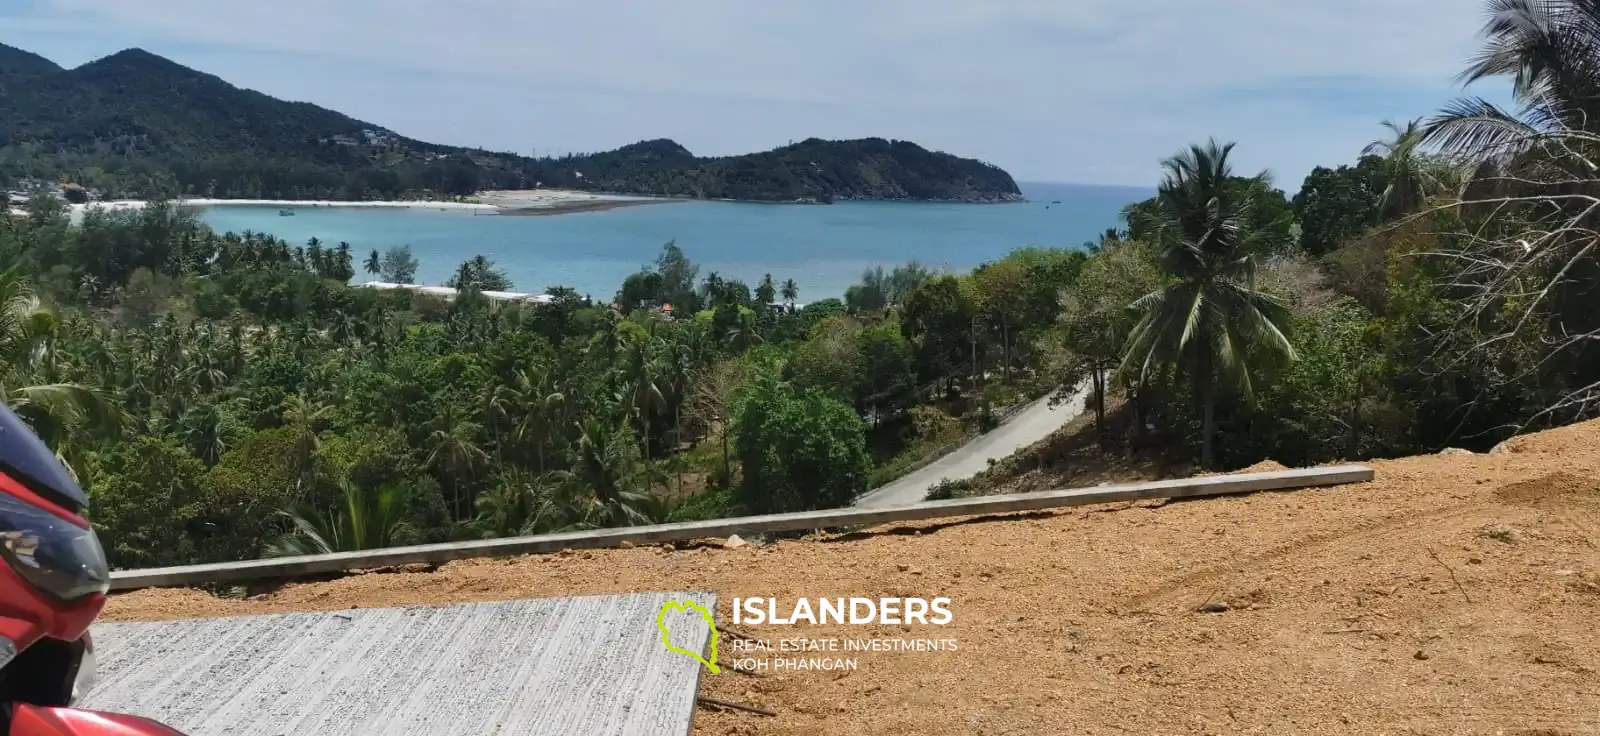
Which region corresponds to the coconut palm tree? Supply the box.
[755,273,776,304]
[1117,140,1298,469]
[565,415,650,528]
[619,329,666,487]
[510,364,566,474]
[280,395,331,487]
[471,468,590,537]
[178,403,230,465]
[0,267,124,464]
[268,480,415,556]
[725,308,763,353]
[478,379,517,459]
[1363,119,1461,218]
[1422,0,1600,158]
[780,278,799,307]
[425,404,488,517]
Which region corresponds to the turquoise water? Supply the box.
[195,182,1149,301]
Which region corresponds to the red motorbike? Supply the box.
[0,405,184,735]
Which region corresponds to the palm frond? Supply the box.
[8,382,128,442]
[1423,97,1546,157]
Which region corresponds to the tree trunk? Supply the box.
[1346,402,1359,460]
[1092,366,1106,445]
[452,477,463,520]
[1001,319,1012,384]
[1134,374,1149,447]
[675,403,684,495]
[640,410,651,494]
[1196,349,1215,470]
[970,319,981,390]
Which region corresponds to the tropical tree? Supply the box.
[1362,119,1459,218]
[380,245,420,284]
[620,329,666,476]
[268,480,415,556]
[724,306,763,354]
[1056,240,1165,439]
[733,373,869,513]
[1290,155,1388,256]
[425,403,487,516]
[280,395,331,488]
[1414,0,1600,426]
[564,415,650,527]
[0,267,124,465]
[471,468,588,537]
[1421,0,1600,158]
[755,273,776,304]
[510,365,566,473]
[447,254,513,292]
[1118,140,1298,469]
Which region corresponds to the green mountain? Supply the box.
[0,45,1022,203]
[0,43,62,92]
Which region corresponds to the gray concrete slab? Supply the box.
[78,592,715,736]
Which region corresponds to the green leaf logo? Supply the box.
[657,599,721,674]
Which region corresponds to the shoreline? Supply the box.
[56,188,661,217]
[495,198,679,217]
[67,198,493,214]
[43,187,1023,218]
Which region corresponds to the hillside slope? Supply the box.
[0,44,1021,203]
[109,418,1600,735]
[0,43,62,92]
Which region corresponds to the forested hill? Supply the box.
[0,44,1022,203]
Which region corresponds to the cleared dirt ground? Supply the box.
[107,420,1600,735]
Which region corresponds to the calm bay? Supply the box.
[194,182,1148,300]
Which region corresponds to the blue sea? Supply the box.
[195,182,1149,301]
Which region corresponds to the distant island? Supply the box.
[0,44,1023,205]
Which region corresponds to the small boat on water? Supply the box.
[278,209,295,216]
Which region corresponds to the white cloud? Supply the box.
[24,0,1502,185]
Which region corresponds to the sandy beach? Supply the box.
[31,188,674,217]
[470,189,675,215]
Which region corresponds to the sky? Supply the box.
[0,0,1517,189]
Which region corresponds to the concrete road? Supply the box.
[853,380,1093,508]
[80,593,714,736]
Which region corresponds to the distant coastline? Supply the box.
[53,189,669,217]
[495,199,679,216]
[47,187,1020,218]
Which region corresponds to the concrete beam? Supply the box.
[109,466,1373,591]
